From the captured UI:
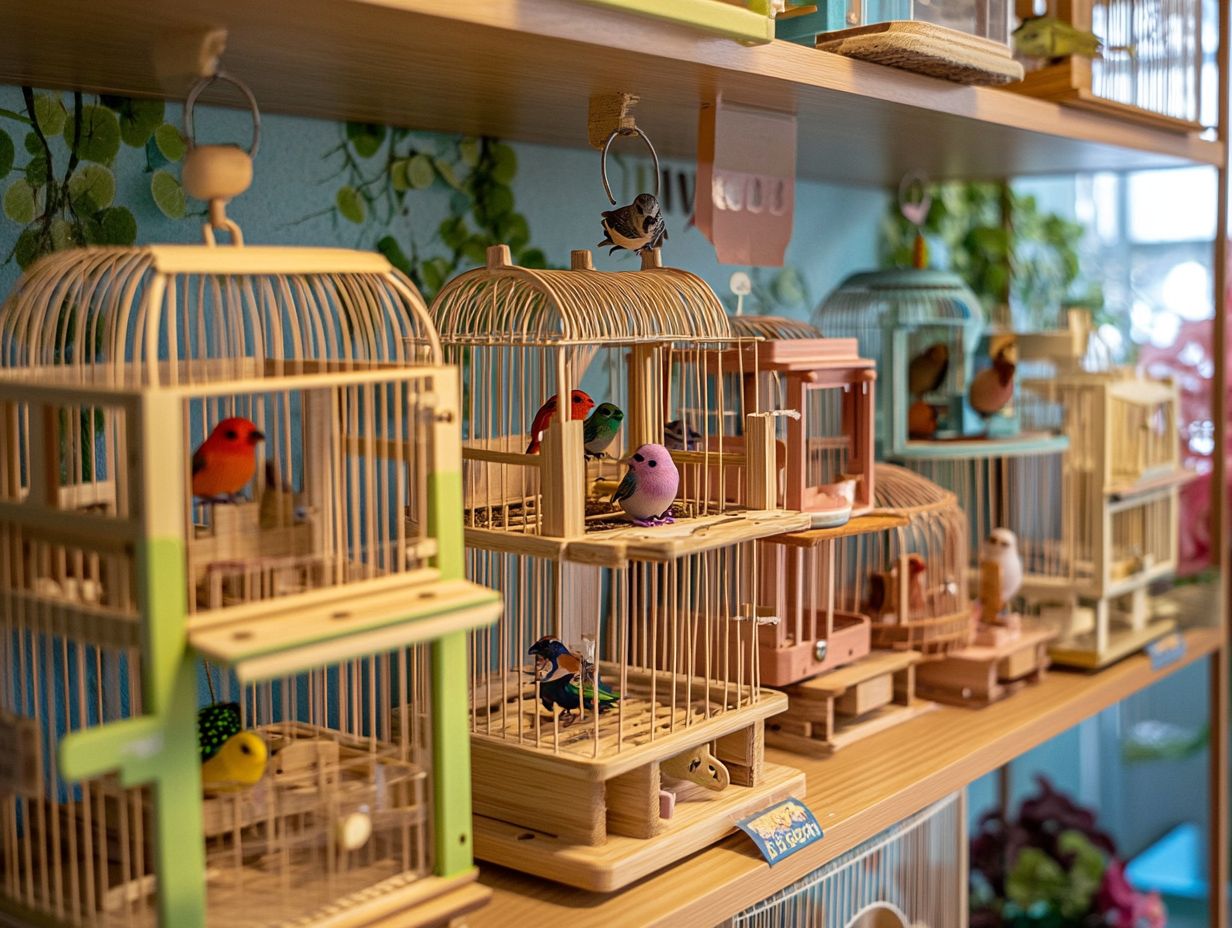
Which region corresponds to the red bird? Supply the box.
[525,390,595,454]
[192,417,265,500]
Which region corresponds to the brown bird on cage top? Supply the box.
[908,343,949,399]
[864,554,928,620]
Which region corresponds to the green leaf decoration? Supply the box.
[63,105,122,165]
[0,130,12,178]
[497,213,529,250]
[23,132,41,155]
[407,154,434,190]
[459,138,480,168]
[68,163,116,213]
[50,217,76,251]
[154,123,187,162]
[461,237,489,263]
[390,159,412,192]
[97,206,137,245]
[1005,848,1069,912]
[151,170,186,219]
[490,143,517,184]
[100,96,166,148]
[336,185,365,223]
[33,93,66,137]
[433,158,463,191]
[24,155,48,189]
[520,248,548,269]
[3,178,36,224]
[420,256,451,294]
[439,216,468,249]
[13,228,40,269]
[376,235,414,277]
[481,184,514,220]
[346,122,386,158]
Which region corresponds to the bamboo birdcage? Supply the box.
[0,82,499,928]
[1010,0,1205,132]
[860,465,972,655]
[430,245,806,892]
[725,792,966,928]
[1016,325,1186,666]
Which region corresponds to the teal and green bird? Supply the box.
[583,402,624,460]
[197,701,268,790]
[536,671,620,726]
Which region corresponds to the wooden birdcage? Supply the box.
[1017,334,1188,667]
[860,465,972,656]
[725,792,966,928]
[729,315,877,518]
[430,245,807,892]
[1009,0,1205,133]
[0,85,499,928]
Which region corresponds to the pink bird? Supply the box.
[968,348,1016,418]
[610,444,679,527]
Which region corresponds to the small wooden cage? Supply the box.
[1010,0,1204,132]
[725,792,966,928]
[431,247,807,892]
[813,270,996,454]
[1018,366,1186,666]
[859,465,972,656]
[0,214,500,922]
[729,315,877,519]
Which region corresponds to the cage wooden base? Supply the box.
[759,611,872,687]
[0,869,487,928]
[471,759,804,892]
[1048,616,1178,670]
[470,665,787,773]
[1007,59,1204,134]
[914,623,1057,708]
[765,650,935,755]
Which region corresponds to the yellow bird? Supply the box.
[201,731,268,791]
[197,702,268,791]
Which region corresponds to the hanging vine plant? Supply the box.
[0,88,189,268]
[322,123,548,301]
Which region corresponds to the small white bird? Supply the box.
[599,193,668,256]
[980,527,1023,616]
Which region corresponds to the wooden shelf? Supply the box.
[0,0,1220,184]
[470,625,1222,928]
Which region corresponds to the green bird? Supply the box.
[1012,16,1134,60]
[197,701,244,762]
[583,402,624,460]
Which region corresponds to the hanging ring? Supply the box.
[184,71,262,157]
[897,170,931,227]
[600,126,661,206]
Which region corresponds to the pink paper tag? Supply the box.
[696,96,796,267]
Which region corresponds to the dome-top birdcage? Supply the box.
[814,269,994,452]
[0,74,498,928]
[431,245,781,538]
[859,463,972,656]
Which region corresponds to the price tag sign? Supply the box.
[1147,632,1187,671]
[736,796,823,866]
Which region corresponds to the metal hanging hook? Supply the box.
[600,125,661,206]
[184,71,262,157]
